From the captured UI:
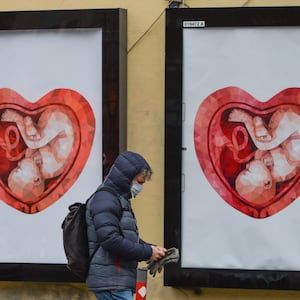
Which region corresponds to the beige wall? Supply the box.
[1,0,300,299]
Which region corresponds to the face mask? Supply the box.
[131,181,143,198]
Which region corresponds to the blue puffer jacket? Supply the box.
[85,151,153,292]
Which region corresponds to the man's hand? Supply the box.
[147,247,180,277]
[150,245,167,261]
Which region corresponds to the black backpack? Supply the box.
[61,186,119,280]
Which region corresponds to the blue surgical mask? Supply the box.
[131,181,143,198]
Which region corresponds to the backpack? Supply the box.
[61,186,119,280]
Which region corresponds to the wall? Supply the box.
[1,0,300,299]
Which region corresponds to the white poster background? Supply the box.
[182,27,300,270]
[0,29,102,263]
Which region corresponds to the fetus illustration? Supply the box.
[1,107,75,201]
[194,86,300,218]
[0,88,95,214]
[228,108,300,204]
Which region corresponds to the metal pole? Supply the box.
[136,267,148,300]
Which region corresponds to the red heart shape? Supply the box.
[194,87,300,218]
[0,88,95,214]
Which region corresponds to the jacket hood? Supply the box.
[103,151,152,198]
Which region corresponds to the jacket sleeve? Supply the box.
[89,191,152,261]
[139,238,151,246]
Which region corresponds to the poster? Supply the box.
[165,7,300,289]
[0,9,127,282]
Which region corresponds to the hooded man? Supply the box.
[86,151,166,300]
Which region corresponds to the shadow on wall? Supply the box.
[0,282,95,300]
